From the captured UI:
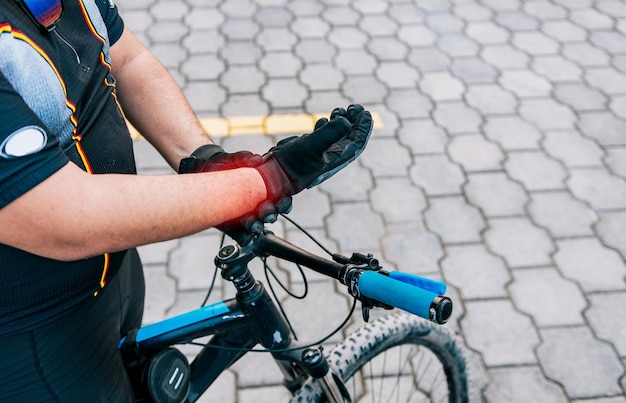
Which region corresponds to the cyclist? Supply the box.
[0,0,372,401]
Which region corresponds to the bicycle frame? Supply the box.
[121,232,350,402]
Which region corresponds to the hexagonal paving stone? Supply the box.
[505,151,568,191]
[586,292,626,356]
[419,72,465,101]
[262,78,308,109]
[407,47,451,73]
[424,196,485,244]
[376,61,420,89]
[382,222,443,275]
[555,238,626,292]
[485,367,568,403]
[441,244,511,299]
[453,3,493,22]
[578,112,626,147]
[610,95,626,120]
[325,202,384,252]
[528,191,596,238]
[570,8,614,30]
[485,217,555,267]
[483,116,542,150]
[370,178,427,224]
[509,267,587,326]
[596,211,626,258]
[586,67,626,95]
[466,21,510,44]
[512,31,559,55]
[500,70,552,98]
[481,44,530,69]
[142,264,176,325]
[542,129,605,167]
[519,98,576,130]
[359,137,412,177]
[432,102,482,134]
[605,148,626,178]
[397,25,436,47]
[464,172,528,217]
[463,299,540,366]
[398,119,448,154]
[554,83,608,111]
[567,168,626,210]
[523,0,567,19]
[451,57,498,83]
[494,10,540,31]
[410,155,465,196]
[299,64,344,91]
[531,55,583,82]
[537,326,624,399]
[367,37,409,61]
[465,84,517,115]
[448,134,504,171]
[169,233,225,291]
[319,162,373,203]
[437,33,480,57]
[541,20,586,42]
[562,43,610,67]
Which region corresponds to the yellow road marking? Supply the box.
[129,112,383,140]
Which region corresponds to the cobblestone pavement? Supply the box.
[117,0,626,401]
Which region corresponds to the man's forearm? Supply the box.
[111,27,211,169]
[0,163,266,261]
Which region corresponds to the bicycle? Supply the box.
[119,219,470,403]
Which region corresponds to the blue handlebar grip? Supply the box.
[389,271,447,295]
[359,271,441,321]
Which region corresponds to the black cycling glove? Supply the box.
[179,104,373,241]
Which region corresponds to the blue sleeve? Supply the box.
[0,74,69,209]
[94,0,125,45]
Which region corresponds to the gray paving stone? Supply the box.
[483,116,542,150]
[481,0,521,12]
[424,196,485,244]
[386,89,432,120]
[598,0,626,17]
[537,327,624,399]
[221,19,259,41]
[327,26,368,50]
[409,155,465,196]
[181,54,225,81]
[466,21,510,44]
[494,10,540,30]
[569,8,614,30]
[407,48,451,73]
[219,42,262,65]
[524,0,568,20]
[318,162,373,203]
[259,51,302,78]
[441,243,510,299]
[290,16,330,39]
[542,129,605,167]
[554,83,608,112]
[169,233,225,291]
[220,65,265,93]
[359,137,412,177]
[222,93,270,116]
[464,172,528,217]
[610,96,626,120]
[238,385,290,403]
[528,191,596,238]
[510,267,587,327]
[463,299,540,366]
[321,5,359,26]
[299,63,344,91]
[342,75,388,105]
[480,44,530,69]
[220,0,256,18]
[184,81,226,114]
[183,29,224,54]
[531,55,583,82]
[453,3,493,22]
[220,133,274,154]
[150,1,189,20]
[505,151,568,191]
[577,112,626,147]
[334,49,377,75]
[184,8,224,31]
[448,133,505,171]
[605,148,626,178]
[562,43,611,67]
[590,31,626,55]
[142,264,176,324]
[137,239,178,265]
[555,238,626,292]
[484,366,568,403]
[257,27,297,51]
[433,102,482,134]
[147,20,189,43]
[485,217,555,267]
[426,13,465,34]
[519,98,576,130]
[567,168,626,211]
[358,14,398,37]
[262,78,308,109]
[542,20,587,42]
[367,37,409,61]
[376,61,420,89]
[419,72,465,101]
[254,6,292,27]
[586,292,626,356]
[152,42,187,69]
[451,57,498,83]
[398,119,449,155]
[381,222,444,276]
[596,211,626,258]
[465,84,517,115]
[325,202,384,252]
[370,178,427,224]
[294,39,336,63]
[500,70,552,98]
[388,3,425,24]
[287,187,331,229]
[586,67,626,95]
[512,31,560,55]
[397,25,437,47]
[437,33,480,57]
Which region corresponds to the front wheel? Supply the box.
[291,312,469,403]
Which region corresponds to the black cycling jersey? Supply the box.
[0,0,136,336]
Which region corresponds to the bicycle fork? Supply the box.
[216,244,351,403]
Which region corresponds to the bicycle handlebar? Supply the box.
[252,232,452,325]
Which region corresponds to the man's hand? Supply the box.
[179,104,373,241]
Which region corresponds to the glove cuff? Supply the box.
[178,144,225,173]
[255,156,295,202]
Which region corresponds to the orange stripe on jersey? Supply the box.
[94,253,111,296]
